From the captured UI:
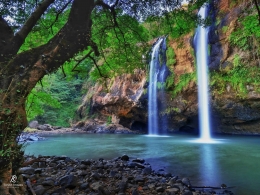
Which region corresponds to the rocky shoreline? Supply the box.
[14,155,235,195]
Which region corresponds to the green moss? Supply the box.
[166,47,176,66]
[172,72,196,97]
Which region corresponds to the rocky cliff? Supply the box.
[76,0,260,135]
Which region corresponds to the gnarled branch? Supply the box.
[14,0,55,51]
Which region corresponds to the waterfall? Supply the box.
[194,4,212,141]
[148,37,168,135]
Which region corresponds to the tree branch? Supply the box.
[89,56,108,78]
[14,0,55,50]
[253,0,260,25]
[0,16,14,41]
[72,50,93,72]
[95,0,119,26]
[49,0,73,32]
[0,0,95,102]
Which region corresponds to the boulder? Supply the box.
[28,120,39,128]
[58,175,78,189]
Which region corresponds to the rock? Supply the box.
[128,162,145,168]
[121,154,129,161]
[37,124,53,131]
[42,180,54,186]
[132,158,145,163]
[182,190,193,195]
[28,120,39,128]
[131,188,140,195]
[19,167,35,175]
[20,155,234,195]
[118,181,128,193]
[79,182,89,190]
[166,187,180,194]
[91,181,103,191]
[34,185,46,195]
[91,172,100,180]
[156,186,164,192]
[34,168,42,174]
[182,177,191,186]
[81,160,92,165]
[134,176,145,183]
[142,167,152,175]
[58,175,78,189]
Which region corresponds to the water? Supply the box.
[194,4,212,141]
[25,134,260,195]
[148,37,168,135]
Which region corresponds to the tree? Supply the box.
[0,0,207,194]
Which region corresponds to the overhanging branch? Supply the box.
[48,0,73,32]
[89,55,108,78]
[14,0,55,50]
[253,0,260,24]
[72,50,93,72]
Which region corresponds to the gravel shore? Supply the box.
[16,155,235,195]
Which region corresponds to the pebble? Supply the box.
[16,154,234,195]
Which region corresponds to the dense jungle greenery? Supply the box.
[28,0,260,126]
[0,0,259,194]
[23,0,207,126]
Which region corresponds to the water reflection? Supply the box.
[199,144,220,187]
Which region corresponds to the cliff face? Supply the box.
[77,0,260,134]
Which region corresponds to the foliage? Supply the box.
[229,13,260,51]
[210,56,260,96]
[26,70,83,127]
[160,107,180,116]
[106,115,112,125]
[90,9,150,81]
[165,73,175,90]
[157,82,166,89]
[172,72,196,97]
[166,47,176,66]
[142,0,209,39]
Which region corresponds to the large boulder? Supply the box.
[28,120,39,128]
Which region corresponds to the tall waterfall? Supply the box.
[148,37,168,135]
[194,4,212,141]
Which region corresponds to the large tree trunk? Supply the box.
[0,0,95,194]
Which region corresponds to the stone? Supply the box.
[34,185,46,195]
[156,186,164,192]
[42,180,54,186]
[182,190,193,195]
[19,167,35,175]
[121,154,129,161]
[166,187,180,194]
[132,158,145,163]
[182,177,191,186]
[134,176,145,183]
[34,168,42,174]
[91,181,103,191]
[81,160,92,165]
[79,182,89,190]
[58,175,78,189]
[91,172,100,180]
[131,188,140,195]
[142,167,152,175]
[28,120,39,128]
[39,162,47,168]
[118,181,128,192]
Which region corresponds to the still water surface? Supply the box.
[24,134,260,195]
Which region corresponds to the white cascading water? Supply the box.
[148,37,166,135]
[194,4,212,141]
